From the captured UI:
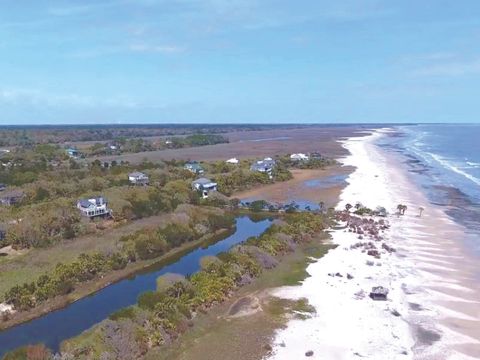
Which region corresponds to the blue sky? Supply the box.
[1,0,480,124]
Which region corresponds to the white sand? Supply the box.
[266,129,480,360]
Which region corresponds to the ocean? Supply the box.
[377,124,480,256]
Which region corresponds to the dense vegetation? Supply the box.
[85,134,229,157]
[0,160,200,249]
[55,212,330,359]
[2,212,235,312]
[0,124,297,147]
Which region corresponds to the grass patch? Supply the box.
[108,307,136,321]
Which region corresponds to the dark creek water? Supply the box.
[0,216,273,356]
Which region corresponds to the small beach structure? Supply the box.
[226,157,239,164]
[76,196,111,218]
[290,153,309,161]
[128,171,149,186]
[184,161,204,175]
[369,286,389,301]
[0,190,24,206]
[192,177,217,198]
[250,157,276,174]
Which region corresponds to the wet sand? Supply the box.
[233,166,353,209]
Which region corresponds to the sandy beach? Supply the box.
[266,129,480,359]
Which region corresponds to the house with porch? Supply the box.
[184,161,204,175]
[66,148,79,158]
[128,171,149,186]
[192,178,217,198]
[76,196,111,218]
[0,190,24,206]
[250,157,276,175]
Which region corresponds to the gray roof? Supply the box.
[78,196,106,208]
[129,171,148,178]
[251,158,275,171]
[0,189,24,199]
[192,177,215,185]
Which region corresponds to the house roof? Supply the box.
[192,177,216,186]
[0,189,24,199]
[129,171,147,178]
[78,196,106,208]
[185,162,202,168]
[251,158,275,170]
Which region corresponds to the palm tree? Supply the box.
[345,203,352,212]
[396,204,403,215]
[418,206,424,217]
[318,201,325,212]
[397,204,407,215]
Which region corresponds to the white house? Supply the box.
[128,171,149,185]
[192,178,217,198]
[77,196,111,218]
[290,153,309,161]
[226,158,239,164]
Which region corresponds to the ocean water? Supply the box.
[377,124,480,255]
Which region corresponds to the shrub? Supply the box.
[109,307,136,321]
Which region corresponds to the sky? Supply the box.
[1,0,480,124]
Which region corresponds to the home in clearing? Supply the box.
[184,161,204,175]
[290,153,309,161]
[128,171,149,186]
[250,157,276,177]
[66,148,79,158]
[0,190,24,206]
[76,196,111,218]
[192,177,217,198]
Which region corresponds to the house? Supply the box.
[128,171,149,186]
[250,157,276,174]
[226,158,239,164]
[310,152,323,160]
[66,148,79,158]
[290,153,309,161]
[76,196,111,218]
[369,286,389,301]
[0,183,6,192]
[0,190,24,206]
[184,161,204,175]
[192,178,217,198]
